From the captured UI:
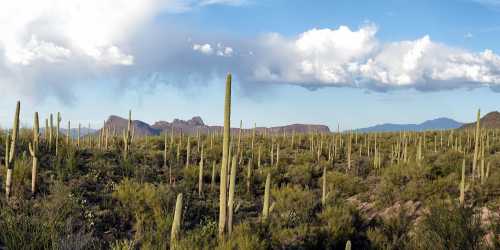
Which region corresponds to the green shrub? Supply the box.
[412,202,485,250]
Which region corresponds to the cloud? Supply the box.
[193,43,214,55]
[194,42,234,57]
[1,1,500,105]
[242,25,500,91]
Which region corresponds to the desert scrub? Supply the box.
[376,163,420,206]
[425,150,463,180]
[285,164,316,188]
[217,222,267,250]
[321,170,367,205]
[318,202,366,249]
[367,207,413,250]
[175,218,218,249]
[271,184,317,228]
[412,202,486,250]
[0,181,96,249]
[113,178,175,247]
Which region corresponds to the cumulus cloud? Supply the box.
[245,24,500,91]
[1,0,500,104]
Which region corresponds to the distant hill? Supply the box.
[356,117,463,132]
[460,111,500,129]
[101,115,330,136]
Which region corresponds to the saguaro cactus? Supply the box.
[472,109,480,180]
[186,136,191,168]
[322,166,327,207]
[459,158,466,206]
[170,193,183,247]
[347,134,352,170]
[198,147,204,197]
[262,173,271,220]
[56,112,61,156]
[227,155,237,235]
[345,240,352,250]
[123,110,132,160]
[5,101,20,199]
[29,112,40,196]
[219,73,232,238]
[49,113,54,149]
[246,159,252,194]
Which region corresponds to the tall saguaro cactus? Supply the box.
[459,159,466,206]
[29,112,40,196]
[5,101,20,199]
[219,73,232,239]
[198,146,204,197]
[170,193,183,248]
[56,112,61,156]
[262,173,271,220]
[123,110,132,160]
[322,166,327,207]
[227,155,237,235]
[472,109,480,180]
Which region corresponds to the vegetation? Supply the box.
[0,74,499,249]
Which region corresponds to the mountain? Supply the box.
[103,115,160,136]
[102,115,330,136]
[356,117,463,132]
[460,111,500,129]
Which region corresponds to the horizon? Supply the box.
[5,109,488,132]
[1,1,500,130]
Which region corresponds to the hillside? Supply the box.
[356,117,463,132]
[460,111,500,129]
[103,115,330,136]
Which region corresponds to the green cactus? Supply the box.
[246,159,252,194]
[219,73,232,238]
[322,166,326,207]
[262,173,271,220]
[345,240,352,250]
[28,112,40,196]
[56,112,61,156]
[5,101,20,199]
[473,109,480,180]
[186,136,191,168]
[198,146,204,197]
[49,113,53,150]
[170,193,183,248]
[460,158,466,206]
[123,110,132,160]
[227,155,237,235]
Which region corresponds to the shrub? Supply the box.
[412,202,485,250]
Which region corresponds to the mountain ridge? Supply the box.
[100,115,330,136]
[356,117,463,132]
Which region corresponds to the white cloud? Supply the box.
[6,35,71,65]
[193,43,214,55]
[249,24,500,90]
[194,42,234,57]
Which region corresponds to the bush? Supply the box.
[412,202,485,250]
[113,178,175,247]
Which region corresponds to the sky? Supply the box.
[1,0,500,130]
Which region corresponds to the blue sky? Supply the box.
[1,0,500,130]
